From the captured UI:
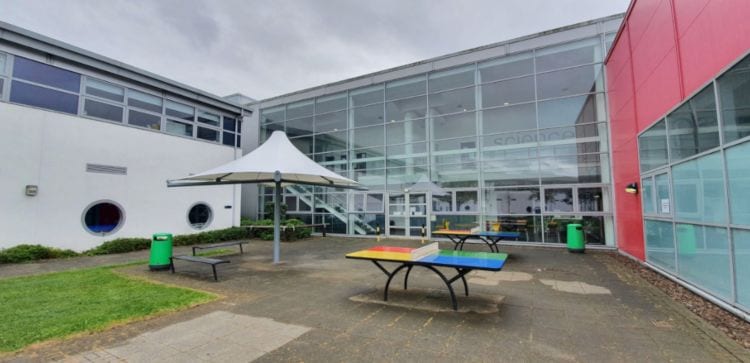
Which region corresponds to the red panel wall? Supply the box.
[605,0,750,260]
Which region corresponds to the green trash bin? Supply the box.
[149,233,173,271]
[567,223,585,253]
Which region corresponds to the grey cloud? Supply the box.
[0,0,629,99]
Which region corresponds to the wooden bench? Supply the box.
[244,223,328,237]
[192,241,249,256]
[170,255,230,281]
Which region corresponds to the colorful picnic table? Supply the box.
[432,229,520,253]
[346,244,508,310]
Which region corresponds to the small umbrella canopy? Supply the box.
[168,131,365,263]
[405,175,448,196]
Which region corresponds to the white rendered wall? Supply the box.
[0,103,241,251]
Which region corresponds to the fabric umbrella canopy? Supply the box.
[168,131,365,263]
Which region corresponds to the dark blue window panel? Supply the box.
[236,134,241,147]
[197,127,219,141]
[10,80,78,114]
[128,109,161,130]
[223,116,236,131]
[13,57,80,92]
[222,131,235,146]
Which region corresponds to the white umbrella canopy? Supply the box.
[167,131,365,263]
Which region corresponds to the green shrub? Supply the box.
[85,227,249,256]
[0,244,78,264]
[242,218,312,241]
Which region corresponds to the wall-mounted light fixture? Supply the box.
[625,182,639,194]
[25,185,38,197]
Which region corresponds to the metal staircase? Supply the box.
[287,185,375,235]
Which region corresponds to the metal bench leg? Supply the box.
[212,264,218,282]
[192,247,197,256]
[403,265,413,290]
[239,243,244,254]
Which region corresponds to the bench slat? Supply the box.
[172,255,229,265]
[193,241,248,250]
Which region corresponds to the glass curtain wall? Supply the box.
[638,53,750,313]
[259,35,614,245]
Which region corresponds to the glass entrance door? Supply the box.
[387,193,428,237]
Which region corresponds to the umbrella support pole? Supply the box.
[273,180,281,264]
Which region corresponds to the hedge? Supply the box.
[0,244,78,264]
[85,227,248,256]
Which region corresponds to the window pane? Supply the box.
[222,132,235,146]
[675,224,731,298]
[429,87,475,116]
[351,103,384,127]
[0,53,5,75]
[538,93,602,128]
[667,85,719,161]
[85,78,124,102]
[536,64,603,99]
[484,188,540,214]
[128,89,162,113]
[350,85,383,107]
[482,131,538,161]
[315,110,347,132]
[12,56,80,92]
[672,153,726,224]
[483,159,539,187]
[128,109,161,129]
[431,163,478,188]
[578,187,604,212]
[316,93,347,114]
[540,154,604,184]
[432,112,476,140]
[284,116,312,137]
[286,99,314,119]
[197,110,220,126]
[84,99,123,122]
[429,65,474,93]
[386,95,426,122]
[197,127,219,141]
[291,136,314,154]
[166,120,193,137]
[236,134,241,147]
[223,116,236,131]
[718,55,750,143]
[727,141,750,226]
[655,173,671,215]
[734,229,750,307]
[386,75,426,100]
[456,191,478,212]
[481,76,534,108]
[545,188,574,212]
[0,78,4,97]
[478,52,533,83]
[386,119,426,145]
[639,120,669,172]
[535,37,602,72]
[10,80,78,114]
[645,219,675,272]
[352,147,385,170]
[165,100,194,122]
[351,125,384,149]
[315,131,347,153]
[642,177,655,214]
[261,106,284,124]
[433,194,453,212]
[482,103,537,134]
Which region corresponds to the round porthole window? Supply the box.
[83,201,124,235]
[188,203,212,229]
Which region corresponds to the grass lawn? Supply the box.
[0,265,216,352]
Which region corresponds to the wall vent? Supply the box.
[86,163,127,175]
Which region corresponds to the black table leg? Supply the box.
[212,264,218,281]
[371,261,474,311]
[383,264,411,301]
[404,265,413,290]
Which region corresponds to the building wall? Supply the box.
[605,0,750,260]
[0,102,241,251]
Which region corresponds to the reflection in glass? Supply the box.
[718,55,750,143]
[429,65,474,93]
[386,75,426,100]
[481,76,534,108]
[672,152,726,224]
[351,103,384,127]
[128,109,161,130]
[429,87,475,116]
[286,99,314,119]
[350,85,383,107]
[482,103,536,134]
[386,119,427,144]
[165,99,194,121]
[483,215,541,242]
[432,112,476,140]
[639,120,669,172]
[291,136,314,154]
[84,99,122,122]
[655,173,671,215]
[734,229,750,307]
[478,52,533,83]
[536,64,602,99]
[351,125,384,149]
[315,110,347,133]
[128,89,162,113]
[535,37,602,72]
[386,95,426,122]
[645,219,675,271]
[10,81,80,115]
[484,188,540,215]
[726,141,750,226]
[261,106,284,124]
[316,93,347,114]
[286,116,314,137]
[578,187,603,212]
[667,85,719,161]
[538,93,601,128]
[197,127,219,141]
[13,56,81,92]
[641,176,655,214]
[676,224,731,298]
[545,188,573,212]
[86,78,125,102]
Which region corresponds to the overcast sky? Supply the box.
[0,0,629,100]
